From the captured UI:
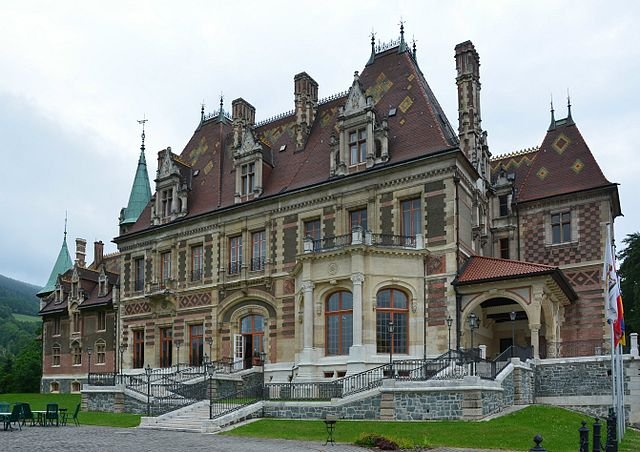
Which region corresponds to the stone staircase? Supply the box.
[139,400,210,432]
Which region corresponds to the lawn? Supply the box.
[0,393,141,428]
[224,405,640,451]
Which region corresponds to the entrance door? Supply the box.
[233,334,244,370]
[240,314,264,369]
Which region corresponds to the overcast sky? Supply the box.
[1,1,638,287]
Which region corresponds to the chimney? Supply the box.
[75,238,87,268]
[231,98,256,149]
[455,40,489,181]
[293,72,318,150]
[94,240,104,267]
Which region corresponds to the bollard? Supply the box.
[593,417,602,452]
[606,408,618,452]
[529,434,546,452]
[579,420,589,452]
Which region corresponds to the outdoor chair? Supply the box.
[62,403,80,426]
[45,403,59,427]
[0,402,9,413]
[4,404,22,431]
[19,403,35,426]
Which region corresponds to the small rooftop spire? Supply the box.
[200,102,205,123]
[137,115,148,152]
[412,36,417,60]
[218,93,225,120]
[548,94,556,131]
[64,211,67,240]
[367,29,376,65]
[566,88,575,125]
[398,18,407,53]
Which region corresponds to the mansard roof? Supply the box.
[453,255,577,301]
[491,118,619,214]
[120,44,459,237]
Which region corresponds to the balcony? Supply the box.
[250,256,266,272]
[304,228,423,253]
[145,279,176,300]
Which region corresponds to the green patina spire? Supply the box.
[38,223,73,296]
[120,120,152,227]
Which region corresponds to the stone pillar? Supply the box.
[351,273,364,347]
[302,281,315,350]
[631,333,639,358]
[530,323,541,359]
[479,344,487,359]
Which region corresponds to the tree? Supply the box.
[619,232,640,337]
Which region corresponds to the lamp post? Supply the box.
[145,364,152,416]
[87,346,93,384]
[510,311,517,357]
[388,320,395,377]
[467,313,479,375]
[259,350,267,398]
[446,316,453,357]
[119,343,127,377]
[206,336,213,362]
[175,339,182,372]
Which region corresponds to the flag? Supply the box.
[603,225,618,323]
[614,279,626,347]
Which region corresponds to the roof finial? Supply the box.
[566,88,574,125]
[412,36,417,60]
[367,29,377,65]
[200,101,205,123]
[398,18,406,52]
[548,94,556,131]
[64,211,68,241]
[137,115,148,152]
[218,93,224,120]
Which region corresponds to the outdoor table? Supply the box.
[32,410,46,426]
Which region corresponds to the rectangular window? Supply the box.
[97,311,107,331]
[401,198,422,237]
[52,317,61,336]
[72,312,81,334]
[499,238,510,259]
[161,189,173,218]
[191,245,203,281]
[229,236,242,274]
[96,342,106,364]
[304,219,321,241]
[499,195,509,217]
[551,212,571,244]
[134,257,145,291]
[349,208,368,231]
[161,251,171,285]
[160,327,173,368]
[349,128,367,165]
[72,345,82,366]
[189,324,204,366]
[133,330,145,369]
[251,230,266,271]
[241,163,256,195]
[52,345,61,366]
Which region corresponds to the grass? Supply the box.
[12,313,40,323]
[0,393,141,428]
[224,405,640,451]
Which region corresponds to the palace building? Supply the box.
[40,27,621,389]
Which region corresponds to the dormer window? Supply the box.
[349,129,367,165]
[151,147,190,225]
[161,189,173,218]
[241,163,256,195]
[98,273,108,297]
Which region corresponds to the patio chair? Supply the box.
[4,404,22,431]
[61,403,80,426]
[0,402,9,413]
[19,403,35,426]
[45,403,59,427]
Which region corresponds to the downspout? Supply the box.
[453,171,461,350]
[513,184,521,260]
[423,256,427,361]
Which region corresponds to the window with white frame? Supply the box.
[349,128,367,165]
[95,340,106,364]
[241,163,256,195]
[251,230,266,271]
[52,344,61,366]
[229,236,242,274]
[72,343,82,366]
[551,211,571,244]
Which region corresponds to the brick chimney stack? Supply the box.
[293,72,318,150]
[94,240,104,267]
[75,238,87,268]
[231,98,256,149]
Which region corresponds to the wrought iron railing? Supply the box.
[250,256,266,271]
[209,383,264,419]
[88,372,116,386]
[370,234,416,248]
[191,269,203,281]
[312,234,352,252]
[264,382,341,400]
[334,363,390,397]
[542,340,608,358]
[228,261,242,274]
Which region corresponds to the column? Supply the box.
[302,281,315,350]
[351,273,364,347]
[530,323,541,359]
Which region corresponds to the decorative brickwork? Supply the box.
[178,292,211,309]
[124,301,151,316]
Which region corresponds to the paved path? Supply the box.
[0,425,519,451]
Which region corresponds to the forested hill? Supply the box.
[0,274,41,316]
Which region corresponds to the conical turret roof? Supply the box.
[120,148,152,225]
[38,233,73,296]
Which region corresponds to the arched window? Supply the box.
[95,340,106,364]
[325,291,353,356]
[72,342,82,366]
[71,381,81,393]
[376,288,408,354]
[50,381,60,393]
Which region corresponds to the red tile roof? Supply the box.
[122,46,458,236]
